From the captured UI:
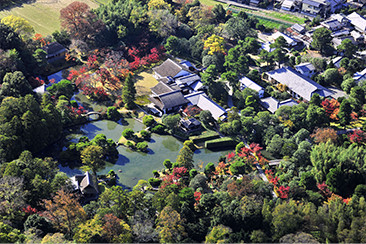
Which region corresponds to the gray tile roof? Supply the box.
[347,12,366,32]
[151,82,176,95]
[185,91,226,120]
[149,90,188,110]
[291,23,305,33]
[153,58,191,78]
[295,62,315,73]
[239,77,263,92]
[321,19,341,30]
[260,97,298,113]
[266,67,332,101]
[175,74,201,86]
[42,42,66,57]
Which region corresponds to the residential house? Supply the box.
[353,68,366,84]
[42,42,67,63]
[290,23,306,34]
[332,36,355,48]
[180,118,201,132]
[270,31,304,49]
[281,0,302,11]
[153,58,192,80]
[351,30,365,43]
[295,62,316,78]
[260,97,298,113]
[301,0,330,17]
[347,12,366,33]
[184,91,227,121]
[175,74,204,94]
[320,19,342,31]
[263,67,334,101]
[70,171,99,200]
[330,13,351,26]
[149,82,188,114]
[239,77,265,98]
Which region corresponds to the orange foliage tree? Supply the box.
[311,127,338,144]
[41,189,87,236]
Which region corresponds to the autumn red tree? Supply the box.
[321,98,340,120]
[348,130,366,144]
[60,2,105,43]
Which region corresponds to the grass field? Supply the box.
[266,11,306,24]
[199,0,225,6]
[135,71,158,97]
[0,0,99,36]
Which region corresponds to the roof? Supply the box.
[185,91,226,120]
[190,80,204,91]
[347,12,366,32]
[151,82,176,95]
[175,74,201,86]
[266,67,331,101]
[180,118,201,128]
[271,32,299,46]
[331,13,349,23]
[291,23,305,33]
[302,0,323,7]
[239,77,263,92]
[260,97,298,113]
[149,90,188,110]
[70,171,98,195]
[332,56,343,66]
[42,42,66,56]
[295,62,315,73]
[153,58,191,78]
[351,30,364,40]
[321,19,341,30]
[33,84,46,94]
[353,68,366,82]
[282,0,295,9]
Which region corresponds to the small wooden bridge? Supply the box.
[81,111,102,120]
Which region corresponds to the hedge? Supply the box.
[205,137,238,149]
[190,132,220,144]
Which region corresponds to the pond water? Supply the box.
[60,119,232,189]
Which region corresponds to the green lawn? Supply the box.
[266,12,306,24]
[199,0,225,6]
[0,0,99,36]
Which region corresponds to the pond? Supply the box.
[60,118,232,189]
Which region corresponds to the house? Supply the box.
[239,77,265,98]
[281,0,302,11]
[330,13,351,26]
[263,67,333,101]
[184,91,227,121]
[347,12,366,33]
[320,19,342,31]
[351,30,365,43]
[42,42,67,63]
[301,0,329,17]
[290,23,306,34]
[70,171,99,200]
[270,32,303,49]
[180,118,201,132]
[175,74,204,94]
[260,97,298,113]
[153,58,192,80]
[250,0,261,6]
[295,62,316,78]
[353,68,366,84]
[332,36,355,48]
[149,86,188,114]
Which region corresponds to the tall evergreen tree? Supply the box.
[122,74,136,109]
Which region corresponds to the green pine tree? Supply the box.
[122,74,136,109]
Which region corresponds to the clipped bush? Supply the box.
[106,106,121,121]
[151,124,165,134]
[125,140,134,148]
[136,141,148,152]
[152,170,159,177]
[143,115,155,127]
[122,128,134,139]
[140,130,151,140]
[148,178,162,188]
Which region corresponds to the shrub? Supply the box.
[122,128,134,139]
[152,170,159,177]
[136,141,148,152]
[163,159,172,169]
[140,130,151,140]
[125,140,134,148]
[229,161,246,175]
[151,124,165,134]
[143,115,155,127]
[189,169,198,178]
[106,106,121,121]
[148,178,162,188]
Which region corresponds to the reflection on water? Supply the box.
[59,119,231,189]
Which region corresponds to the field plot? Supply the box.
[0,0,99,36]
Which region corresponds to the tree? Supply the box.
[199,110,215,128]
[204,34,225,55]
[0,222,25,243]
[341,78,356,94]
[73,215,104,243]
[122,74,136,109]
[176,145,194,170]
[205,225,232,243]
[311,27,332,55]
[225,16,256,40]
[148,10,178,37]
[212,4,227,23]
[0,15,34,38]
[46,80,74,99]
[101,214,132,243]
[60,1,105,43]
[42,189,87,236]
[270,36,287,49]
[221,71,239,91]
[310,128,337,144]
[106,106,121,121]
[156,206,186,243]
[80,145,105,176]
[337,39,357,58]
[162,114,181,132]
[323,68,342,86]
[0,71,32,97]
[143,115,155,127]
[338,99,352,126]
